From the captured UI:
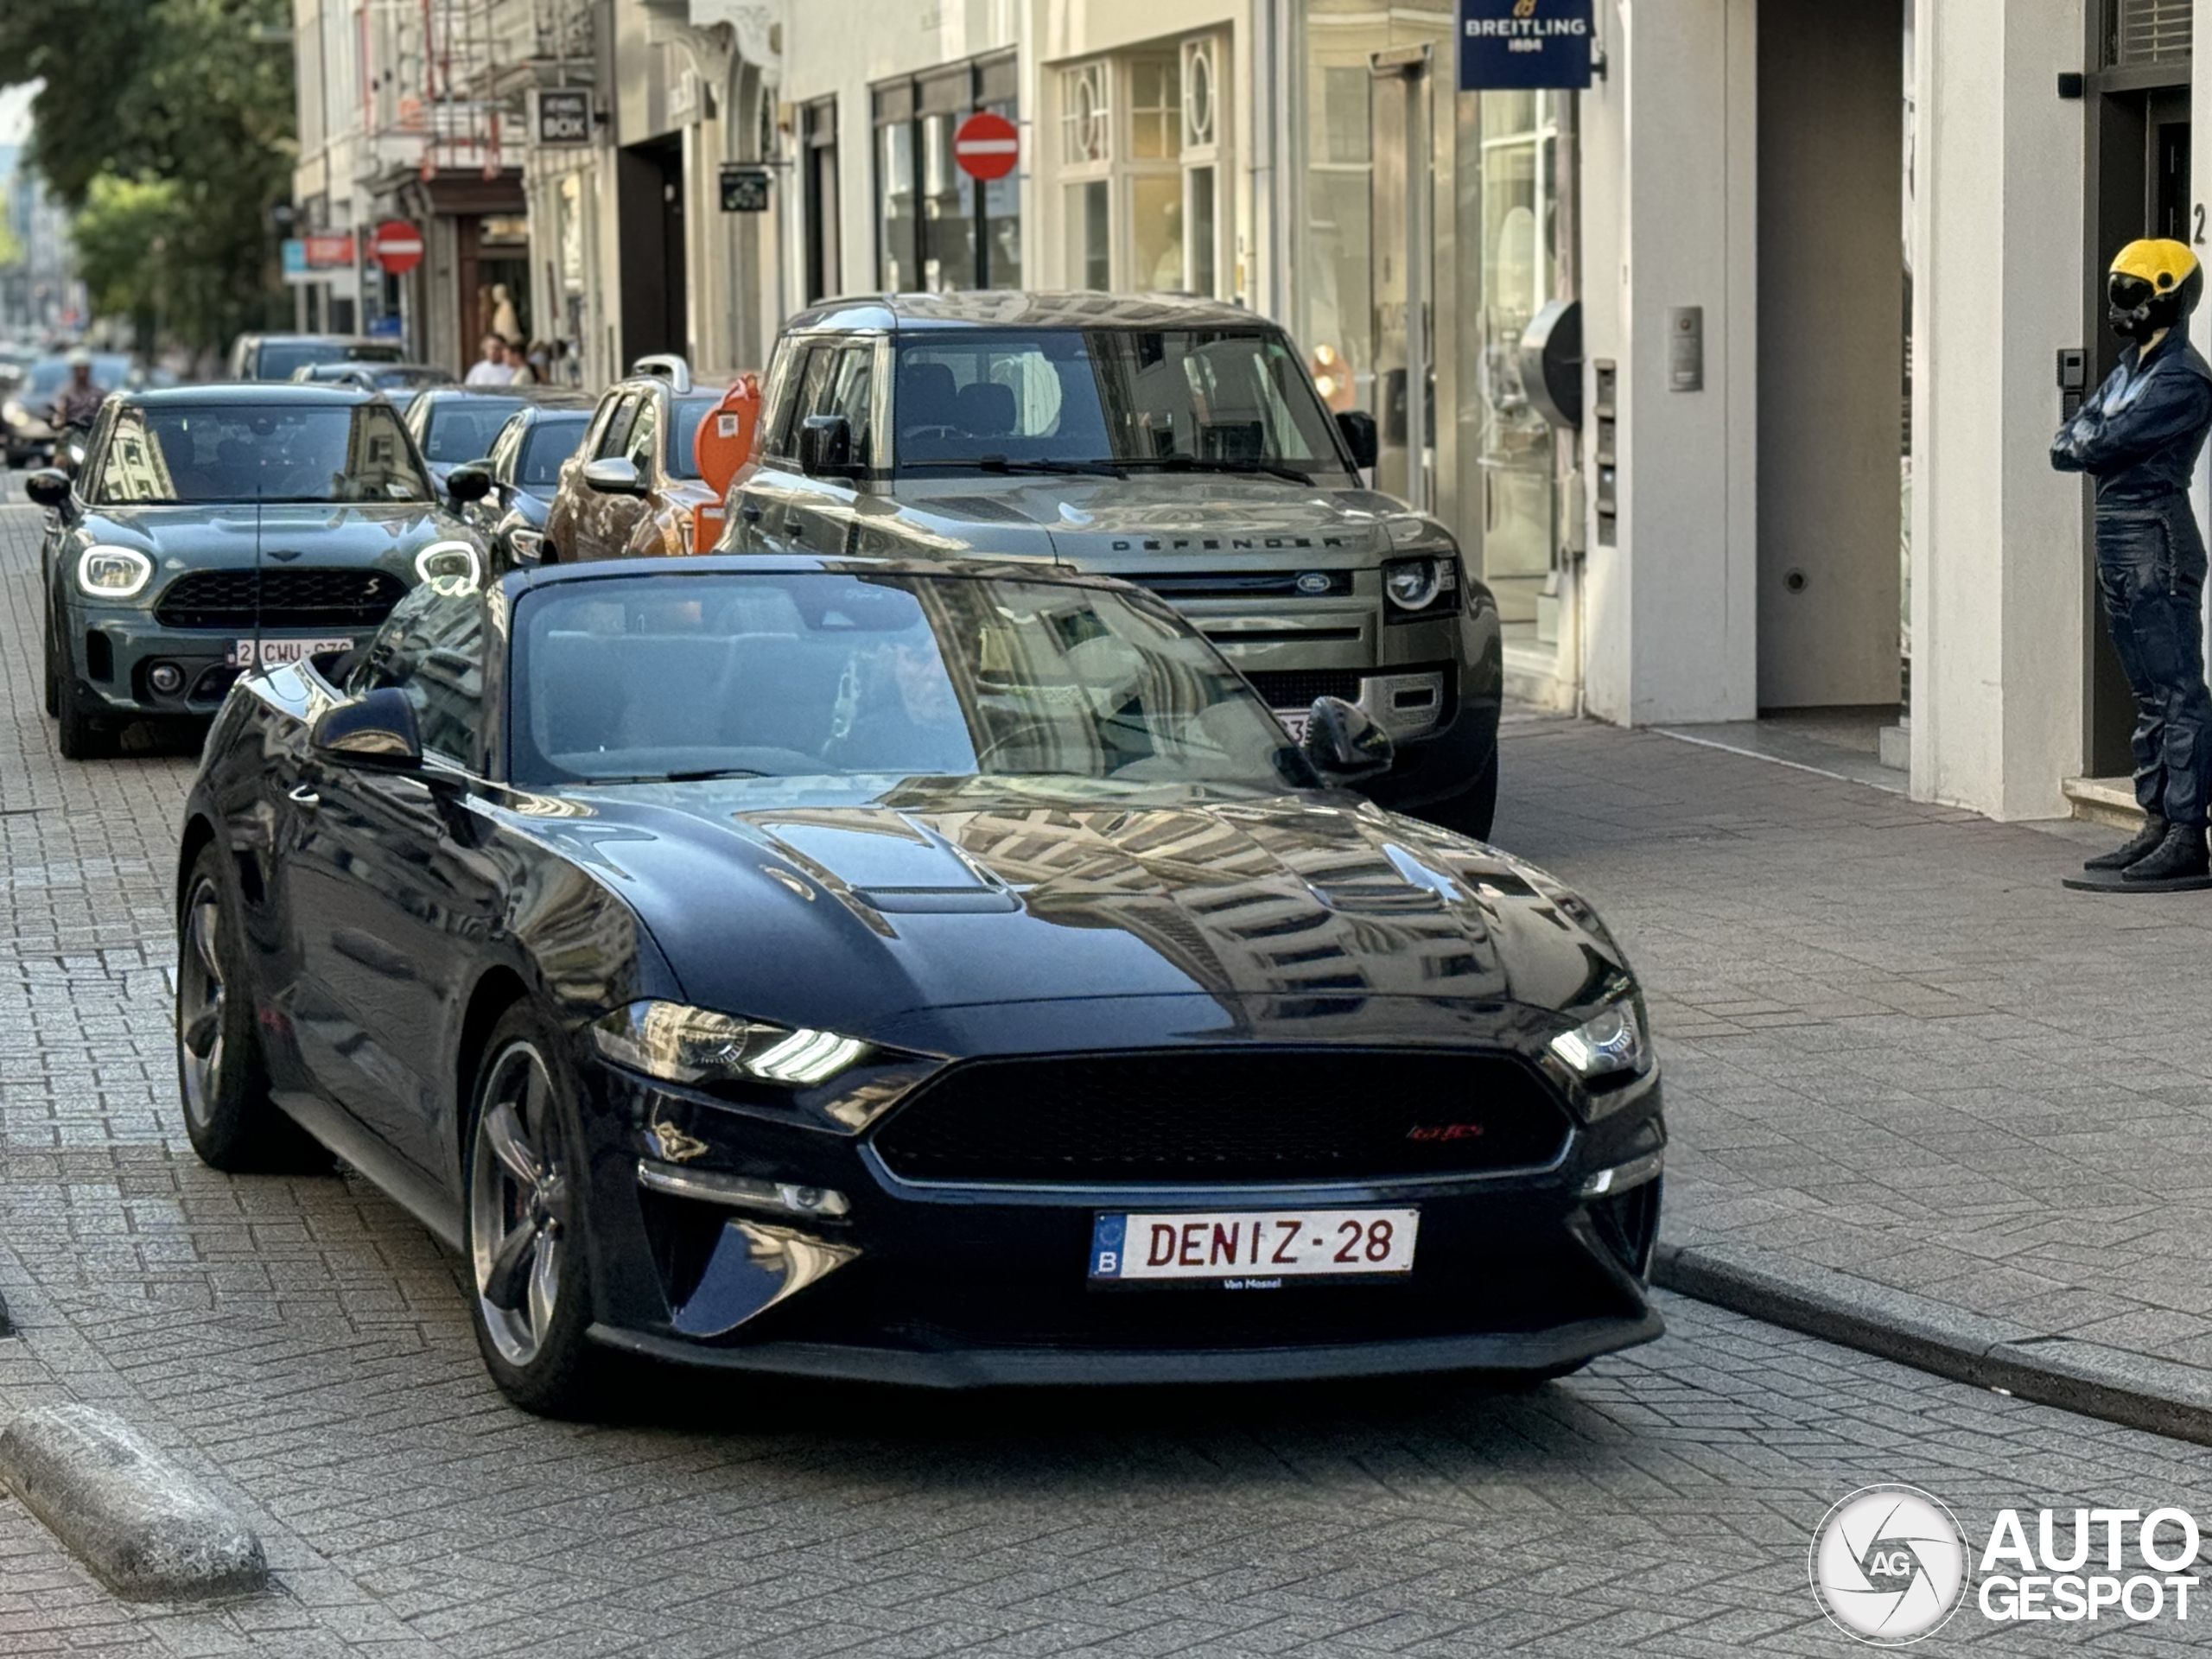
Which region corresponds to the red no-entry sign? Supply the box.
[953,111,1020,181]
[369,219,425,275]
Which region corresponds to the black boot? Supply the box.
[2121,822,2210,885]
[2085,815,2169,871]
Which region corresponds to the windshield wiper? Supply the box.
[970,455,1128,479]
[572,768,768,785]
[1120,456,1315,486]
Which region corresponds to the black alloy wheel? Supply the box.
[463,1002,603,1416]
[175,844,327,1173]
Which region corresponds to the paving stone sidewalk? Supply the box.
[1495,712,2212,1376]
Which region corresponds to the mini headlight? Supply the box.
[3,400,25,424]
[1548,996,1652,1085]
[77,544,153,600]
[591,1001,870,1088]
[1382,553,1460,615]
[507,527,545,563]
[414,539,481,590]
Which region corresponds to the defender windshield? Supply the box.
[890,329,1345,476]
[510,571,1301,790]
[92,401,433,505]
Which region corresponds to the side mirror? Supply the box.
[1301,695,1393,782]
[582,456,645,496]
[22,468,71,510]
[446,463,493,504]
[1335,410,1379,471]
[311,687,423,771]
[798,413,854,478]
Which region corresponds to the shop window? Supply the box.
[1129,59,1180,160]
[1063,63,1110,164]
[803,98,840,302]
[875,55,1019,292]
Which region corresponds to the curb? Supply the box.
[1652,1242,2212,1449]
[0,1403,266,1600]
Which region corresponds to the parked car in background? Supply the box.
[175,554,1662,1414]
[289,361,455,413]
[403,385,582,491]
[448,396,593,572]
[541,355,725,563]
[26,384,487,758]
[226,334,406,382]
[4,353,134,467]
[727,294,1503,837]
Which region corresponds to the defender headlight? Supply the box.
[592,1001,870,1087]
[1548,996,1653,1086]
[77,544,153,600]
[414,539,481,590]
[1382,553,1460,618]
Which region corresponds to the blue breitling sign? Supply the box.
[1457,0,1594,91]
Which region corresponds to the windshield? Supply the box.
[511,571,1300,790]
[519,414,588,486]
[92,401,433,505]
[255,340,404,380]
[666,395,718,479]
[422,395,526,461]
[27,355,131,398]
[891,329,1345,474]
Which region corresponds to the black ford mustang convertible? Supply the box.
[177,555,1664,1413]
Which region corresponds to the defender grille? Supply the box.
[1245,667,1364,709]
[1134,571,1355,601]
[869,1050,1573,1185]
[153,568,408,631]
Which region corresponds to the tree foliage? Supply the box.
[0,0,296,348]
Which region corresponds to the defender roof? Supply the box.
[781,291,1275,335]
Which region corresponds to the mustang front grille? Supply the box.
[869,1049,1573,1185]
[153,568,408,631]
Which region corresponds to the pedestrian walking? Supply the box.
[2053,238,2212,890]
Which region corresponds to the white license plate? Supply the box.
[1089,1208,1419,1286]
[228,636,354,668]
[1275,709,1311,741]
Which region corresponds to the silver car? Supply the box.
[724,293,1502,836]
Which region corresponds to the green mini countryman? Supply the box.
[29,385,487,759]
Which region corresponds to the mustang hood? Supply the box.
[499,778,1627,1050]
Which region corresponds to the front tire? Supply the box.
[176,845,327,1173]
[56,667,116,760]
[464,1004,603,1416]
[41,600,58,717]
[1414,747,1499,842]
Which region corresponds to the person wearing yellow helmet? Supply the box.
[2052,237,2212,888]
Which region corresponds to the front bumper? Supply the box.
[571,1052,1665,1388]
[64,606,365,719]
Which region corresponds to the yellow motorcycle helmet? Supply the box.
[2108,238,2203,339]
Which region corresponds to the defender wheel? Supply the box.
[464,1003,603,1416]
[1416,748,1499,842]
[176,845,327,1172]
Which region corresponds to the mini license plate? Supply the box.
[1089,1208,1419,1287]
[229,636,354,668]
[1274,709,1311,741]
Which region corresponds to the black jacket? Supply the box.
[2052,328,2212,502]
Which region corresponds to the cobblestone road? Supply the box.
[6,497,2212,1655]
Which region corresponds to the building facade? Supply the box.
[289,0,2212,824]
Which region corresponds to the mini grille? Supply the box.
[1245,668,1365,709]
[153,569,408,631]
[870,1049,1573,1185]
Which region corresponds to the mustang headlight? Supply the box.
[592,1001,870,1087]
[1548,995,1653,1087]
[77,544,153,600]
[1382,552,1461,619]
